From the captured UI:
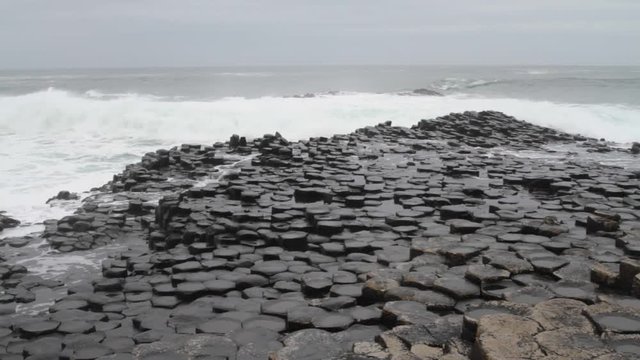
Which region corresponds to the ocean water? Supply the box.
[1,65,640,238]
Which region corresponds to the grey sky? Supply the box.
[1,0,639,69]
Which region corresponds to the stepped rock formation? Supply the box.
[1,111,639,359]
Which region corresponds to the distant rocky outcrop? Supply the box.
[291,93,315,98]
[411,88,443,96]
[397,88,444,97]
[46,190,79,203]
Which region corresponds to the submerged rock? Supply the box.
[46,190,80,203]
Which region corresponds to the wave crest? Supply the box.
[0,89,638,143]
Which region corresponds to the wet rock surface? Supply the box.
[1,111,640,359]
[46,190,81,204]
[0,212,20,232]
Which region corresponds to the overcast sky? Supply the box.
[1,0,639,69]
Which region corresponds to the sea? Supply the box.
[1,65,640,241]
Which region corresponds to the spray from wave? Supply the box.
[2,88,639,142]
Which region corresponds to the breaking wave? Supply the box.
[1,88,638,142]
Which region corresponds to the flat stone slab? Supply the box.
[18,320,61,338]
[433,278,480,299]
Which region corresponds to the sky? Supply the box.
[0,0,639,69]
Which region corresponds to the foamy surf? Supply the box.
[2,89,639,141]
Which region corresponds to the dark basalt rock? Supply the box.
[46,190,80,203]
[448,219,484,234]
[4,236,31,248]
[586,214,620,233]
[18,320,61,338]
[287,306,328,331]
[465,265,511,284]
[196,317,242,334]
[5,111,640,359]
[410,88,443,96]
[312,313,355,331]
[381,301,438,327]
[294,188,333,203]
[0,212,20,231]
[433,277,480,300]
[530,256,570,275]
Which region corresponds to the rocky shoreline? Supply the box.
[1,110,640,359]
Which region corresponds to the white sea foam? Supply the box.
[1,89,639,232]
[216,72,275,77]
[523,69,551,75]
[2,89,639,141]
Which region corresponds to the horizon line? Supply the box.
[1,63,640,72]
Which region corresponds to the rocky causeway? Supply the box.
[1,110,640,359]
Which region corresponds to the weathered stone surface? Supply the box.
[196,318,242,334]
[530,298,593,332]
[271,329,344,360]
[132,334,237,360]
[534,328,616,359]
[18,320,61,338]
[381,301,438,327]
[312,313,354,331]
[433,278,480,299]
[474,314,545,360]
[6,111,640,359]
[465,265,510,284]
